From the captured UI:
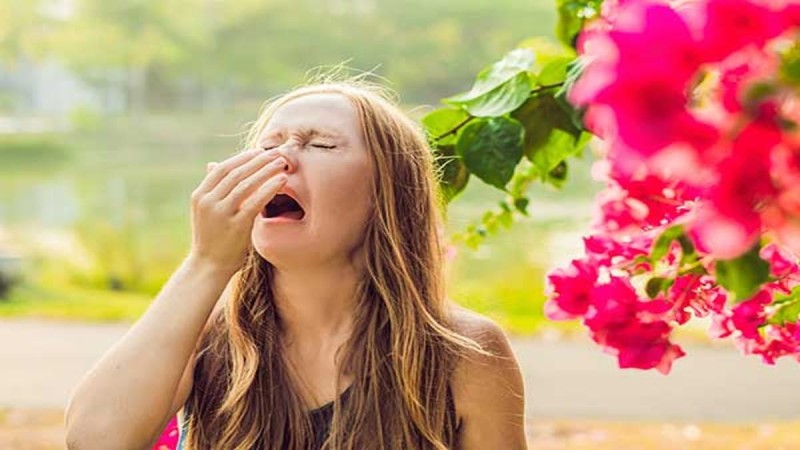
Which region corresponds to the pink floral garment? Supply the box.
[152,416,180,450]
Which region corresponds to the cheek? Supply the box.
[314,166,372,220]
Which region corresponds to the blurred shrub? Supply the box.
[0,133,72,172]
[69,218,186,295]
[0,93,16,113]
[0,250,24,301]
[68,106,102,132]
[0,271,19,300]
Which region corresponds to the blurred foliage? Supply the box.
[0,134,72,172]
[0,0,604,333]
[0,0,558,108]
[67,106,102,132]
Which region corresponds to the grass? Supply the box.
[0,283,152,322]
[0,254,572,335]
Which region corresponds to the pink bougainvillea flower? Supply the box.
[584,277,642,330]
[552,0,800,373]
[666,274,727,324]
[544,259,600,319]
[715,47,779,114]
[699,0,787,63]
[572,1,716,154]
[580,277,685,373]
[690,122,781,258]
[609,1,705,82]
[582,233,653,268]
[760,242,800,279]
[782,1,800,29]
[599,321,686,374]
[588,144,705,234]
[752,323,800,364]
[710,289,772,340]
[688,204,761,259]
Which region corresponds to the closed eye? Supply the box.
[261,143,336,151]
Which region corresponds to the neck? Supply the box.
[272,260,361,348]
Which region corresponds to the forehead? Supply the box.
[260,93,361,140]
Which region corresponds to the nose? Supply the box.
[275,144,298,174]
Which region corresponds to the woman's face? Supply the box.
[251,93,374,267]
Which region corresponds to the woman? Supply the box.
[65,81,527,449]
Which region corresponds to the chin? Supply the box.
[251,236,320,268]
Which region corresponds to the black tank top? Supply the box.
[179,385,459,449]
[306,384,459,449]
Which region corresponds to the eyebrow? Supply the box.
[260,127,346,142]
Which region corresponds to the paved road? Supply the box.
[1,319,798,422]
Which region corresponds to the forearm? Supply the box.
[65,255,232,449]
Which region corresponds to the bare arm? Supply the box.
[451,309,528,450]
[64,258,233,449]
[65,147,289,449]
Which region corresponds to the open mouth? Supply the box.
[262,193,305,220]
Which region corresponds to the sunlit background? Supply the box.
[2,1,799,449]
[0,0,593,329]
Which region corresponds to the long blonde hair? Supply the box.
[183,80,482,449]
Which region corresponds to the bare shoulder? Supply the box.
[449,307,511,352]
[448,306,528,449]
[448,306,520,388]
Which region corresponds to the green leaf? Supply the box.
[445,48,536,116]
[768,286,800,326]
[447,72,532,117]
[545,160,569,188]
[715,243,772,303]
[422,108,469,146]
[514,197,530,215]
[455,116,524,190]
[512,93,584,164]
[433,145,470,202]
[772,285,800,306]
[651,225,686,262]
[447,48,535,102]
[517,37,575,69]
[554,57,589,131]
[498,207,513,228]
[645,277,675,299]
[537,56,573,86]
[676,234,703,271]
[780,41,800,87]
[556,0,603,48]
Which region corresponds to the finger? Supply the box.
[194,149,263,196]
[206,162,217,173]
[208,151,286,202]
[223,157,289,209]
[238,173,289,219]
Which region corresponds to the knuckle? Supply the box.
[232,180,252,197]
[196,196,215,211]
[229,166,246,179]
[211,202,228,214]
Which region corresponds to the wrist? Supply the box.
[183,253,240,281]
